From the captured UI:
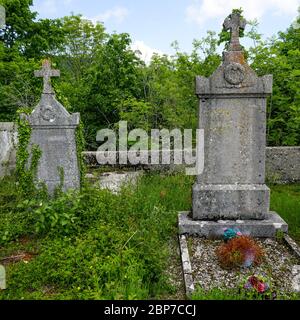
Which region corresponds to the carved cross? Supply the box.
[34,59,60,94]
[223,12,247,51]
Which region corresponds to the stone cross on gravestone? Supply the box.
[223,12,246,51]
[34,59,60,94]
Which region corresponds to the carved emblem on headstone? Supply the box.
[224,62,245,85]
[41,105,56,122]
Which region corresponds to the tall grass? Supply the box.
[0,173,193,300]
[269,184,300,241]
[0,173,299,299]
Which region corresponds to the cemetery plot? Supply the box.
[188,236,300,298]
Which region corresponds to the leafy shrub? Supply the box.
[0,173,193,299]
[216,236,264,269]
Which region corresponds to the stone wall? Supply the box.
[266,147,300,184]
[83,148,300,184]
[0,123,299,184]
[0,122,17,178]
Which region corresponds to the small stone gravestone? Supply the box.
[0,265,6,290]
[179,12,288,238]
[0,122,17,178]
[22,59,80,193]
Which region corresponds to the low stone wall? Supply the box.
[0,122,299,183]
[266,147,300,184]
[83,150,190,172]
[0,122,17,178]
[83,147,300,183]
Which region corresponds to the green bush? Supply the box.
[1,173,299,300]
[0,173,193,299]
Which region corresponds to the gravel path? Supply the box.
[189,237,299,294]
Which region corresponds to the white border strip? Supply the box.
[178,234,195,297]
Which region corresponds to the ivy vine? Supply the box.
[76,120,86,187]
[16,108,42,196]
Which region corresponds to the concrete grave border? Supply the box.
[178,230,300,298]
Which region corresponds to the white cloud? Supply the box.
[131,40,164,64]
[90,6,129,24]
[35,0,74,15]
[36,0,58,15]
[186,0,300,25]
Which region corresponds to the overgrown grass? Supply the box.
[0,173,193,300]
[270,184,300,242]
[191,286,300,300]
[0,174,299,300]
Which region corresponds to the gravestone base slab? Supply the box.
[178,211,288,238]
[192,184,270,220]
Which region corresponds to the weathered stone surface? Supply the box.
[0,122,17,178]
[3,142,299,185]
[178,211,288,238]
[266,147,300,183]
[0,265,5,290]
[195,98,268,185]
[193,184,270,220]
[291,266,300,292]
[23,60,80,193]
[284,235,300,260]
[98,171,143,193]
[178,235,195,296]
[192,12,273,221]
[223,12,246,52]
[82,148,300,184]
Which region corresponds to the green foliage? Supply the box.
[0,173,299,299]
[0,0,37,49]
[75,121,86,187]
[53,167,65,197]
[15,109,42,196]
[270,184,300,241]
[250,13,300,145]
[0,176,37,245]
[0,173,194,299]
[34,191,80,235]
[191,285,298,300]
[191,286,256,300]
[0,54,40,121]
[275,230,285,242]
[192,272,298,300]
[1,4,299,147]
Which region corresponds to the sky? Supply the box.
[32,0,300,63]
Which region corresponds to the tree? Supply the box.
[0,0,37,49]
[251,10,300,145]
[85,32,144,148]
[0,0,65,121]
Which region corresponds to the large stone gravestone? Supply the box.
[23,59,80,193]
[179,12,288,237]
